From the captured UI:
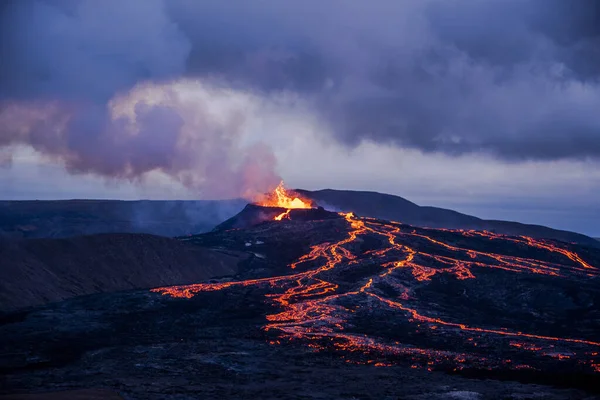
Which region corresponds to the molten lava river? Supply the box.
[152,205,600,377]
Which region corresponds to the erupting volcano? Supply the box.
[255,182,313,220]
[3,201,600,398]
[152,205,600,382]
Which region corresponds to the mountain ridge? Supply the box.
[296,189,599,248]
[0,189,595,247]
[0,199,246,239]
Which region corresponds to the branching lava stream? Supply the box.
[152,211,600,374]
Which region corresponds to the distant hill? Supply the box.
[296,189,599,248]
[1,191,596,248]
[0,199,246,239]
[0,233,244,313]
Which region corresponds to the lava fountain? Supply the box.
[255,181,313,220]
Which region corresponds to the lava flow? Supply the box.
[152,210,600,375]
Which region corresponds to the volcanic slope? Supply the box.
[0,233,244,312]
[296,189,599,247]
[155,206,600,383]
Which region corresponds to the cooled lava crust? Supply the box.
[157,206,600,385]
[2,205,600,397]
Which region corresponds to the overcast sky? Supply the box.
[1,0,599,236]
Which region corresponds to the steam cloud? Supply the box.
[1,0,600,198]
[0,81,282,199]
[0,0,282,199]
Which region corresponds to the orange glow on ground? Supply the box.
[152,212,600,373]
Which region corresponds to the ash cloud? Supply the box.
[2,0,600,195]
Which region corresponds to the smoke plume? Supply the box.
[0,0,285,198]
[0,80,283,199]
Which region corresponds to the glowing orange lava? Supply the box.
[152,212,600,373]
[257,181,312,209]
[274,209,291,221]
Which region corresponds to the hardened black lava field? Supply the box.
[1,205,599,399]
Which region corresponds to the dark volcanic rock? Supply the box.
[157,214,600,390]
[286,206,342,221]
[1,212,599,399]
[212,204,287,231]
[0,234,245,313]
[0,389,123,399]
[0,288,594,400]
[213,204,342,231]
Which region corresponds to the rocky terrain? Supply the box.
[0,289,595,400]
[1,205,599,399]
[0,233,244,313]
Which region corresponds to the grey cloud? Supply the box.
[2,0,600,181]
[0,0,280,198]
[164,0,600,161]
[0,93,281,199]
[1,0,190,101]
[427,0,600,80]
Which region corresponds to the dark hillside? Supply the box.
[0,233,244,313]
[297,189,599,247]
